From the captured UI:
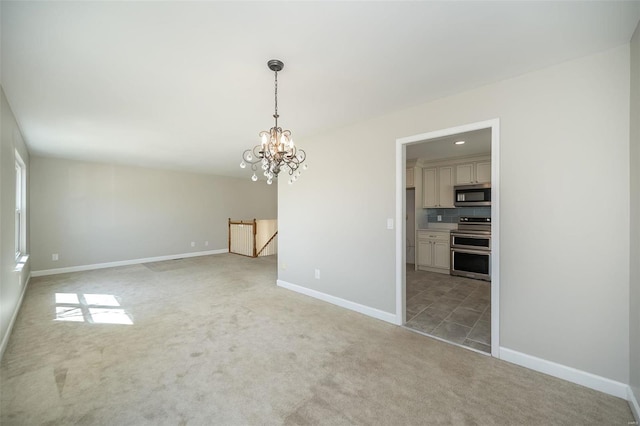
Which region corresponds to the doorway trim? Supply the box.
[395,118,500,357]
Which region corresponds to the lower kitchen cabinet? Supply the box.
[416,230,450,274]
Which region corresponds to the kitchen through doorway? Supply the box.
[396,119,500,356]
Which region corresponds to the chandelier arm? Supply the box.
[242,149,262,164]
[252,145,264,160]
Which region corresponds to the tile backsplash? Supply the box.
[420,207,491,226]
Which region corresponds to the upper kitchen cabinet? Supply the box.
[406,159,418,189]
[406,167,415,188]
[455,159,491,185]
[422,166,454,208]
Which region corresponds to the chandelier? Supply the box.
[240,59,307,185]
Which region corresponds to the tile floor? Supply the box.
[405,265,491,353]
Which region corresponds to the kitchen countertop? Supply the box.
[418,223,458,231]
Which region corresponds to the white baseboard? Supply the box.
[500,347,628,399]
[277,279,399,324]
[31,249,229,277]
[1,273,31,361]
[629,386,640,423]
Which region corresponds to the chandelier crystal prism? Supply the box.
[240,59,307,185]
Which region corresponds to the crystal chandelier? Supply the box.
[240,59,307,185]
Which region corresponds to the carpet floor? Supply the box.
[0,254,634,425]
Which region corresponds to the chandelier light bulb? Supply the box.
[246,153,253,161]
[303,164,309,170]
[240,161,246,168]
[251,173,258,182]
[267,179,273,185]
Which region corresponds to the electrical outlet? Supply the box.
[52,253,59,261]
[437,215,442,222]
[314,269,320,279]
[387,218,394,229]
[191,241,195,247]
[205,241,209,246]
[281,262,287,270]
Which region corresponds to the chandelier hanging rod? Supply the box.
[269,59,282,128]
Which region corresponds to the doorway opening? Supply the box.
[395,119,500,357]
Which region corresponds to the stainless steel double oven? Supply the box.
[450,217,491,281]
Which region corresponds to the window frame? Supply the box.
[15,150,26,261]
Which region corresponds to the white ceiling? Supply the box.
[406,128,491,161]
[2,1,639,178]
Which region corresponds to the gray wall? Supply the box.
[630,21,640,408]
[278,45,630,383]
[1,87,30,354]
[30,157,277,271]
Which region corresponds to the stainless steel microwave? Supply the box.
[454,183,491,207]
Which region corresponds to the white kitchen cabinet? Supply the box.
[455,160,491,185]
[455,163,474,185]
[416,230,450,274]
[432,240,450,269]
[417,238,432,266]
[406,167,415,188]
[476,161,491,183]
[422,167,437,207]
[422,166,454,208]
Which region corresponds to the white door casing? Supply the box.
[396,118,500,357]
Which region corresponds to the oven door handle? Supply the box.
[451,248,491,255]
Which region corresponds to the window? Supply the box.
[15,151,26,260]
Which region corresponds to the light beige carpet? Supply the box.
[0,254,634,425]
